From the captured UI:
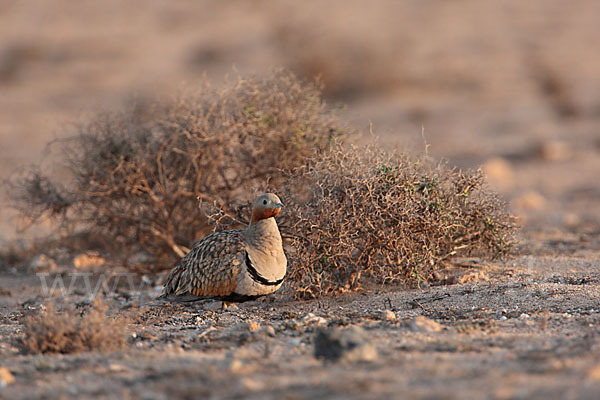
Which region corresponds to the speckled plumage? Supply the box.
[161,193,287,303]
[162,229,245,300]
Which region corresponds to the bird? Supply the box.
[160,193,287,307]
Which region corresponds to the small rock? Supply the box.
[459,271,489,284]
[409,316,442,333]
[227,358,245,374]
[283,319,303,331]
[281,311,300,320]
[108,364,127,373]
[263,326,276,337]
[248,321,261,332]
[0,367,15,386]
[29,254,57,273]
[380,310,396,321]
[496,309,508,320]
[224,355,256,374]
[302,313,328,326]
[519,313,530,319]
[314,326,378,363]
[73,252,105,269]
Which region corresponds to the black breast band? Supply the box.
[245,251,285,286]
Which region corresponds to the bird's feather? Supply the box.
[161,229,245,300]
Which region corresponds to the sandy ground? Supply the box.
[1,1,600,399]
[1,250,600,399]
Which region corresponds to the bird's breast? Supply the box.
[234,248,286,296]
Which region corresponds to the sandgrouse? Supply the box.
[161,193,287,305]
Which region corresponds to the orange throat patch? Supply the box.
[251,207,280,223]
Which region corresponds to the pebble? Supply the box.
[248,321,261,332]
[263,326,276,337]
[302,313,328,326]
[108,364,127,373]
[284,319,303,331]
[409,316,442,333]
[381,310,396,321]
[73,252,106,269]
[314,326,378,362]
[226,358,245,374]
[29,254,57,273]
[0,367,15,386]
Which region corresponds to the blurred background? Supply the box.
[1,0,599,248]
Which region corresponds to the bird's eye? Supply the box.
[263,199,267,205]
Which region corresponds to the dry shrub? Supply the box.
[6,70,345,269]
[21,300,128,354]
[279,145,517,298]
[5,68,517,298]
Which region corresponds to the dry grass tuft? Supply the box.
[278,145,517,298]
[6,70,345,270]
[21,300,128,354]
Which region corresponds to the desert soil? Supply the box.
[1,1,600,399]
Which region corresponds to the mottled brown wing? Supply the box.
[161,229,245,301]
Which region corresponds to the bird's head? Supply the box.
[251,193,284,223]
